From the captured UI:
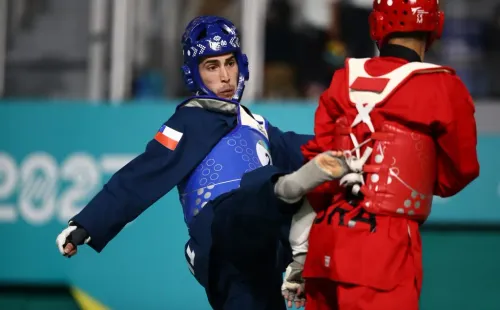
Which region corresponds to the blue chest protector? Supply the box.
[178,107,272,224]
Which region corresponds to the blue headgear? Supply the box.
[181,16,249,102]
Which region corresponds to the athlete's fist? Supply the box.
[56,224,90,258]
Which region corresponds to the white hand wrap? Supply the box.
[341,147,373,195]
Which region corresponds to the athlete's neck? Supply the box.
[387,38,425,61]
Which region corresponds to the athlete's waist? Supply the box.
[323,198,429,222]
[181,178,241,222]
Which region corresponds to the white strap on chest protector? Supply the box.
[342,58,442,195]
[239,106,269,140]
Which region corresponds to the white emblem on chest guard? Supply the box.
[256,140,272,166]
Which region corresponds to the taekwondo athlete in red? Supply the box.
[282,0,480,309]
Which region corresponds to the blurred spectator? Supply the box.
[182,0,241,30]
[132,69,165,100]
[483,4,500,98]
[287,0,345,98]
[3,0,500,101]
[331,0,376,58]
[197,0,241,27]
[263,0,299,98]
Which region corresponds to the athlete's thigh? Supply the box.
[305,278,339,310]
[335,281,419,310]
[209,258,286,310]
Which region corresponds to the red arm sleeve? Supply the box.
[434,76,480,197]
[301,91,339,159]
[301,71,343,159]
[302,73,343,210]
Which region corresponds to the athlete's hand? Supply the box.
[314,150,349,179]
[56,224,90,258]
[281,260,306,308]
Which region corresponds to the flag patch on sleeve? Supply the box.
[154,125,183,150]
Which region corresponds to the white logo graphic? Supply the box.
[411,7,428,24]
[186,245,195,275]
[0,152,135,225]
[208,40,222,51]
[256,141,272,166]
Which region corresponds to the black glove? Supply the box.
[55,223,90,257]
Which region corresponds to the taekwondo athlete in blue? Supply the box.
[55,16,313,310]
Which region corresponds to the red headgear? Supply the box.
[369,0,444,50]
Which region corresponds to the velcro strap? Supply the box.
[336,126,351,136]
[360,186,375,198]
[371,132,395,141]
[363,164,381,173]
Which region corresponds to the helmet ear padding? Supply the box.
[435,11,445,39]
[182,65,196,93]
[369,11,385,42]
[241,54,249,81]
[424,11,445,51]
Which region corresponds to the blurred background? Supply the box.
[0,0,499,309]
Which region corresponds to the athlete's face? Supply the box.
[199,53,238,100]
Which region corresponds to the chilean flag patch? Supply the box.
[154,125,183,150]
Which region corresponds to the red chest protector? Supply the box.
[331,58,452,221]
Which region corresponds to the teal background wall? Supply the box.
[0,101,498,309]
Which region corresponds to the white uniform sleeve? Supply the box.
[289,198,316,264]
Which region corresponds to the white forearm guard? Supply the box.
[289,199,316,264]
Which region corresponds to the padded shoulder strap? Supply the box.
[347,58,452,106]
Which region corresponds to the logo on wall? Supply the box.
[0,152,135,225]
